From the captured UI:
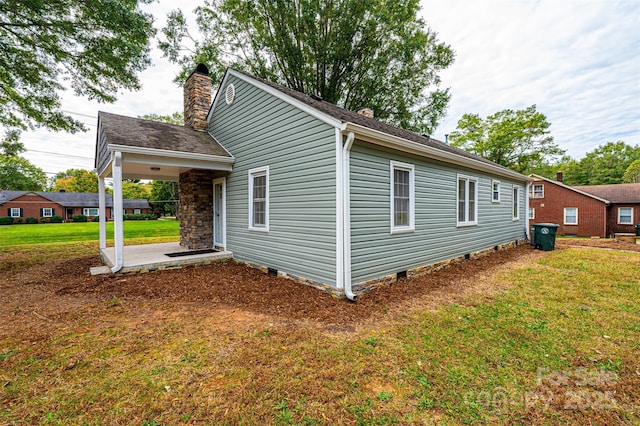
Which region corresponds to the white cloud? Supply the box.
[13,0,640,175]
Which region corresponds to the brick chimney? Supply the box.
[357,108,374,119]
[556,171,563,183]
[183,63,211,131]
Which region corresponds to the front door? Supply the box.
[213,178,226,248]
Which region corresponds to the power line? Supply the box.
[62,110,98,120]
[25,149,94,160]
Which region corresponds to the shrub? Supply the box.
[0,217,12,225]
[73,214,87,222]
[26,217,38,224]
[12,217,23,224]
[123,213,157,221]
[39,217,51,223]
[50,215,63,223]
[90,215,100,222]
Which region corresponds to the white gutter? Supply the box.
[98,175,107,250]
[344,123,533,183]
[342,131,356,301]
[111,151,124,273]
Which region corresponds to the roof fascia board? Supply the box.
[210,69,345,130]
[345,123,532,182]
[529,174,611,204]
[121,152,233,172]
[107,144,235,164]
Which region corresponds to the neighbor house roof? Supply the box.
[97,112,231,157]
[529,174,611,204]
[221,69,530,182]
[0,191,150,209]
[573,183,640,204]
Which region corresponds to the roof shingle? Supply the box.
[573,183,640,204]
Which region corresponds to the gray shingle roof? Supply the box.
[229,69,520,175]
[0,191,150,209]
[98,111,231,157]
[574,183,640,204]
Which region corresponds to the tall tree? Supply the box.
[160,0,455,133]
[449,105,565,174]
[150,180,178,216]
[140,112,184,126]
[623,159,640,184]
[0,132,46,190]
[0,0,155,136]
[52,169,99,193]
[562,141,640,185]
[122,181,151,199]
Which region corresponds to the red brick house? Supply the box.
[0,191,150,222]
[529,174,640,237]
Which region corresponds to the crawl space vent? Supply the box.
[225,83,236,105]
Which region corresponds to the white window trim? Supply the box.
[133,209,141,215]
[491,180,501,203]
[248,166,269,232]
[530,184,544,199]
[389,160,415,234]
[457,174,478,227]
[83,208,99,216]
[528,207,535,220]
[512,185,520,221]
[42,208,53,217]
[617,207,633,225]
[564,207,578,225]
[10,208,20,218]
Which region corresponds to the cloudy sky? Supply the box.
[16,0,640,177]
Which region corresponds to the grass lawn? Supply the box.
[0,219,179,246]
[0,245,638,424]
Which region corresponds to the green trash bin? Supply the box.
[531,223,559,251]
[636,224,640,236]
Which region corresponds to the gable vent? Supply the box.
[225,83,236,105]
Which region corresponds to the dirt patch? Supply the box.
[558,237,640,252]
[0,245,538,337]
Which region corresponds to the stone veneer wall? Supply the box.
[183,71,211,132]
[179,169,214,249]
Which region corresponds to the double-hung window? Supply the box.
[512,186,520,220]
[530,184,544,198]
[83,208,99,216]
[564,207,578,225]
[134,209,141,215]
[618,207,633,225]
[528,207,535,220]
[42,208,53,217]
[491,180,500,203]
[249,166,269,232]
[457,175,478,226]
[10,208,21,217]
[390,161,415,233]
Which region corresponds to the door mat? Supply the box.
[165,248,219,258]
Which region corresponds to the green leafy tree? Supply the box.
[52,169,99,193]
[150,180,178,216]
[122,181,151,199]
[160,0,455,133]
[140,112,184,126]
[561,141,640,185]
[450,105,565,174]
[0,132,46,190]
[0,0,155,136]
[623,159,640,184]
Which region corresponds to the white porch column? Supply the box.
[111,152,124,272]
[98,174,107,250]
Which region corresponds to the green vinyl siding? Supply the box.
[350,140,527,284]
[210,75,337,286]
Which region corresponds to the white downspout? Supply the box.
[525,182,531,241]
[342,131,356,301]
[335,128,344,291]
[98,174,107,250]
[111,152,124,273]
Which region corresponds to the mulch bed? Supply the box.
[36,245,536,325]
[557,237,640,252]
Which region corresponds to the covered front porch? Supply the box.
[91,242,232,274]
[94,112,235,274]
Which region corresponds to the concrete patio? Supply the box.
[91,242,232,275]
